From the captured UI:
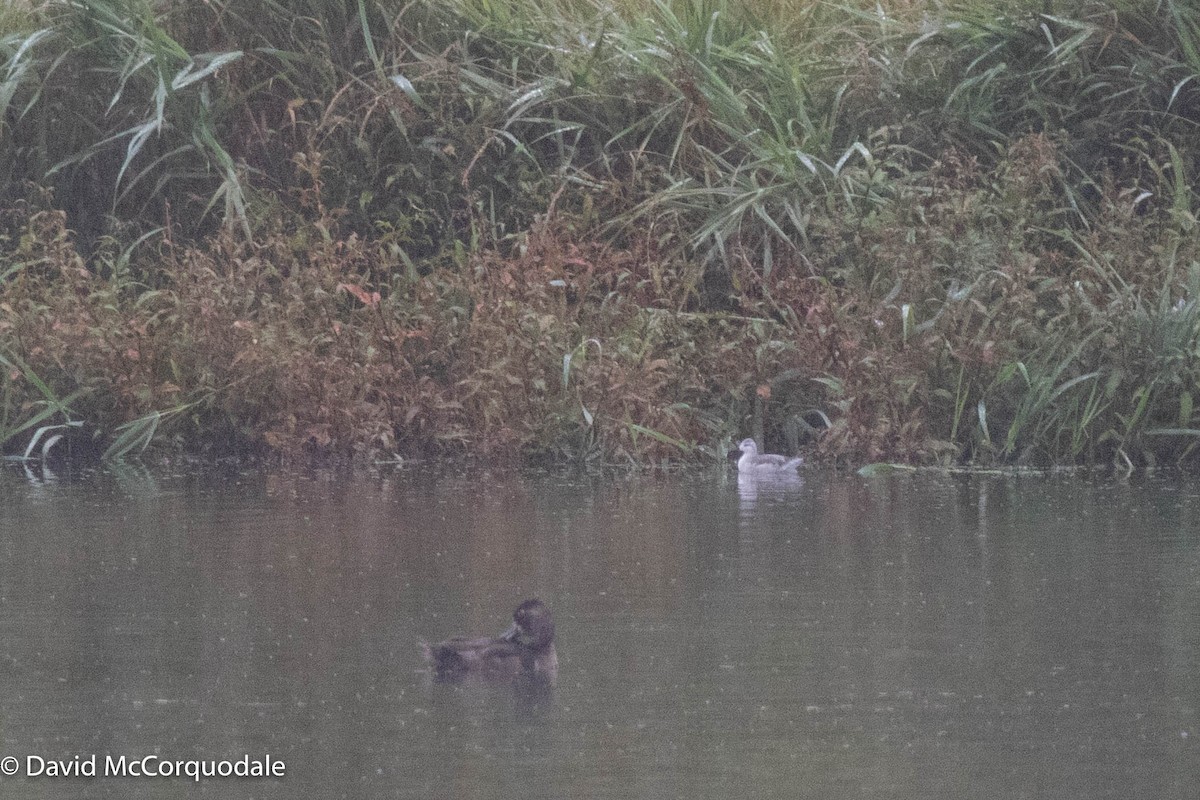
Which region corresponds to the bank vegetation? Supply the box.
[2,0,1200,468]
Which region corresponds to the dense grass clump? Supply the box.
[3,0,1200,467]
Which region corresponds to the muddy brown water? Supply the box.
[1,466,1197,798]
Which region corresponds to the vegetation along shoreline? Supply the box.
[3,0,1200,469]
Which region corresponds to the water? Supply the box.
[1,465,1198,798]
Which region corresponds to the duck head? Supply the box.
[499,598,555,651]
[737,438,759,456]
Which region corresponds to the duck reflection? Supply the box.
[737,469,804,517]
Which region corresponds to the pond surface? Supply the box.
[1,464,1198,798]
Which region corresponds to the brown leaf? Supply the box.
[337,283,380,307]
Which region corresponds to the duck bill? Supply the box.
[499,621,520,642]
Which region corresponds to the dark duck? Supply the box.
[421,599,558,682]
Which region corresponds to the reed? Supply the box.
[2,1,1200,466]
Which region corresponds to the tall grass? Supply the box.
[3,0,1200,465]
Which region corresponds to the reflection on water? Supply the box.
[736,470,805,517]
[1,466,1198,798]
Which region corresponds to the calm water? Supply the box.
[1,465,1197,798]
